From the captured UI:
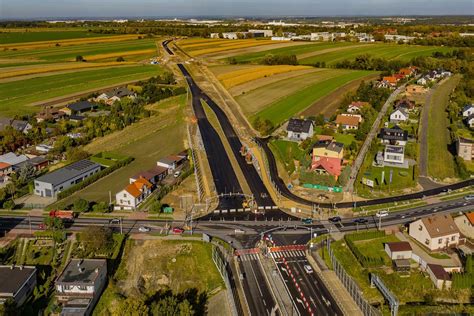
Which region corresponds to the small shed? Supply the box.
[385,241,413,260]
[393,259,410,272]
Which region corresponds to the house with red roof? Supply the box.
[311,156,343,179]
[454,212,474,239]
[0,162,12,176]
[347,101,370,113]
[115,177,152,210]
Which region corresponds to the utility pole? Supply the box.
[28,215,32,235]
[120,217,123,235]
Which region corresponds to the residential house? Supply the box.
[56,259,107,316]
[60,107,72,116]
[34,160,102,197]
[157,154,187,174]
[462,104,474,117]
[311,156,343,179]
[35,144,54,154]
[389,108,409,123]
[248,29,273,37]
[399,67,416,77]
[347,101,369,113]
[454,212,474,239]
[381,76,398,88]
[409,214,460,251]
[0,162,13,176]
[35,106,66,122]
[384,242,412,260]
[67,101,98,114]
[16,156,49,172]
[335,114,361,130]
[457,137,474,161]
[210,33,220,39]
[384,145,405,165]
[426,264,452,290]
[115,177,153,210]
[0,265,36,306]
[0,118,32,134]
[0,152,29,170]
[315,135,334,145]
[222,32,240,39]
[466,115,474,128]
[394,98,416,111]
[94,87,136,105]
[310,32,334,41]
[286,118,314,141]
[312,141,344,160]
[70,115,86,123]
[379,125,408,146]
[129,166,168,186]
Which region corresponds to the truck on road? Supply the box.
[49,210,75,221]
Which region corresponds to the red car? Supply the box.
[172,227,184,234]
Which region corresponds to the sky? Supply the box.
[1,0,473,19]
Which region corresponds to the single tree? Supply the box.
[73,198,90,213]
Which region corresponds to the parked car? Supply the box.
[234,229,245,234]
[328,216,341,223]
[109,218,120,225]
[354,218,368,224]
[301,218,313,224]
[375,210,389,218]
[304,265,313,274]
[172,227,184,234]
[138,226,151,233]
[463,194,474,201]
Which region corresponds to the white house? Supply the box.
[286,118,314,141]
[454,212,474,239]
[56,259,107,316]
[222,32,239,39]
[384,145,405,165]
[390,108,409,123]
[210,33,220,39]
[467,115,474,128]
[426,264,452,290]
[157,154,187,174]
[384,242,413,260]
[462,104,474,117]
[115,177,152,210]
[409,214,460,251]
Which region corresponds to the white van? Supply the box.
[304,265,313,274]
[376,210,389,218]
[234,229,245,234]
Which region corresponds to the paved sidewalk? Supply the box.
[395,232,460,266]
[307,251,362,316]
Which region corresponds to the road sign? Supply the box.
[362,177,374,188]
[381,171,385,184]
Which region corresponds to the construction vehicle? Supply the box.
[240,145,247,156]
[245,152,253,164]
[49,210,75,221]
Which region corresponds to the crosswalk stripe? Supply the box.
[298,250,305,257]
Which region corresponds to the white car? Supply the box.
[304,265,313,274]
[375,210,389,218]
[138,226,151,233]
[173,170,181,178]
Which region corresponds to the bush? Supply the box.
[116,56,125,62]
[75,55,84,62]
[73,199,90,213]
[2,200,15,210]
[92,202,110,213]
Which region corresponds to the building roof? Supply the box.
[158,155,186,166]
[111,87,135,98]
[391,108,408,117]
[393,259,411,268]
[287,118,313,133]
[316,135,334,142]
[67,101,97,112]
[383,76,398,84]
[35,159,101,187]
[350,101,370,108]
[385,145,404,154]
[462,104,474,113]
[399,68,414,76]
[395,98,415,109]
[386,241,412,252]
[379,126,409,141]
[311,156,342,176]
[0,265,36,295]
[16,156,49,169]
[421,214,460,238]
[56,259,106,285]
[0,152,29,166]
[0,162,11,170]
[131,166,168,181]
[326,141,344,154]
[335,115,360,127]
[125,177,152,198]
[458,137,474,144]
[427,264,450,280]
[464,212,474,225]
[0,118,30,133]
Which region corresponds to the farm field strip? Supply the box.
[217,65,313,88]
[0,39,156,61]
[0,65,162,116]
[0,30,115,44]
[0,34,143,50]
[0,61,137,80]
[235,68,343,115]
[252,70,374,125]
[183,41,277,56]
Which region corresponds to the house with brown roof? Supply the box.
[347,101,370,113]
[426,264,452,289]
[335,114,361,130]
[454,212,474,239]
[409,214,460,251]
[115,177,152,210]
[129,166,168,186]
[35,106,66,123]
[384,242,412,260]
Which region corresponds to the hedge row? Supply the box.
[57,157,133,200]
[34,231,66,242]
[452,273,474,289]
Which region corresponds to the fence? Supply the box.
[327,242,381,316]
[211,245,244,316]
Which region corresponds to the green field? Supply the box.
[0,30,112,44]
[58,95,187,205]
[0,38,155,61]
[353,234,400,266]
[269,139,306,174]
[252,70,374,126]
[0,65,162,116]
[230,42,455,66]
[427,75,461,180]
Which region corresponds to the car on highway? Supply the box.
[354,218,368,224]
[328,216,341,223]
[138,226,151,233]
[234,229,245,234]
[375,210,389,218]
[301,218,313,224]
[304,265,313,274]
[463,194,474,201]
[109,218,120,224]
[172,227,184,234]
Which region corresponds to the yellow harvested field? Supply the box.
[0,62,136,79]
[190,41,276,56]
[82,49,156,61]
[218,65,313,88]
[180,39,262,49]
[0,35,143,50]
